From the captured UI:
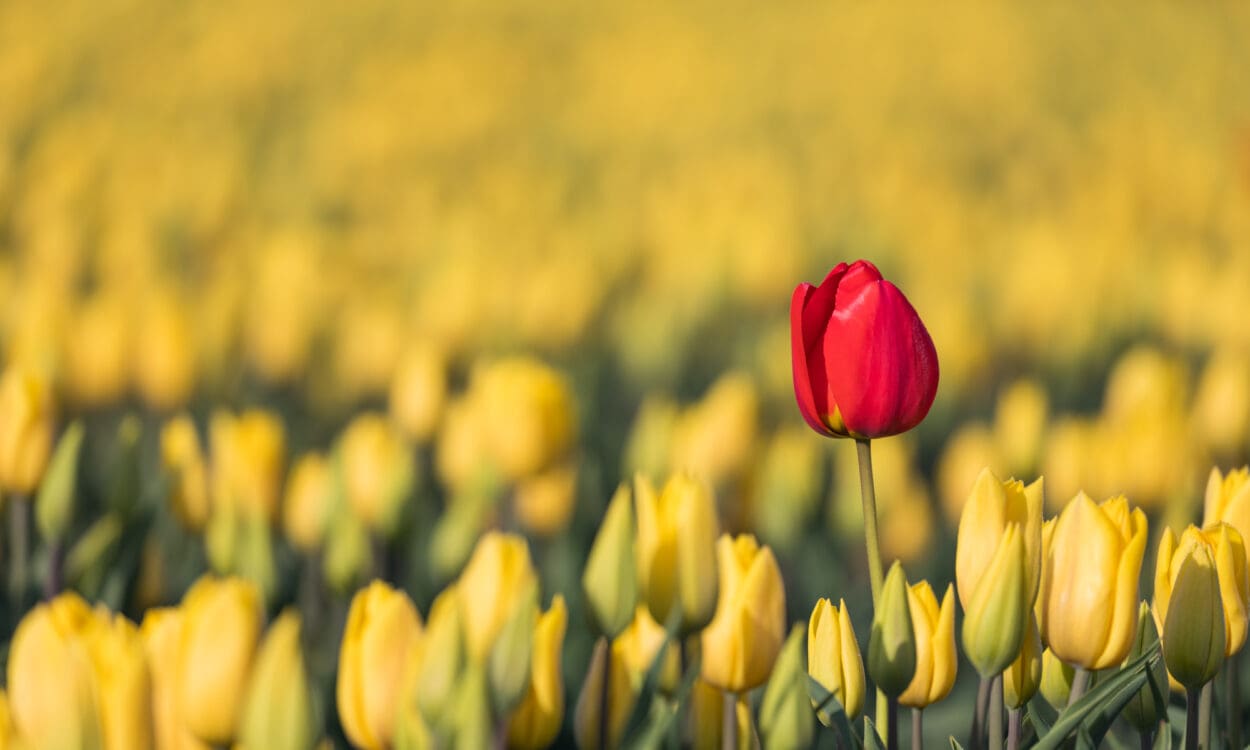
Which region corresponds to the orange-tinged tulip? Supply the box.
[701,535,786,693]
[458,532,539,662]
[0,366,54,495]
[635,472,719,635]
[900,582,957,708]
[1039,493,1147,670]
[507,596,569,750]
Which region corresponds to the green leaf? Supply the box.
[621,651,701,750]
[1032,646,1160,750]
[949,737,966,750]
[1150,720,1172,750]
[863,716,884,750]
[806,675,857,749]
[619,604,683,745]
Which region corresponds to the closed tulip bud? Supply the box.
[0,366,55,495]
[416,586,465,731]
[474,358,576,480]
[1203,467,1250,545]
[282,452,336,552]
[868,561,917,698]
[514,460,579,537]
[210,410,286,523]
[1037,648,1076,711]
[323,507,371,592]
[615,606,680,693]
[389,343,447,442]
[900,582,957,708]
[178,576,262,745]
[791,260,938,439]
[458,532,539,662]
[1040,493,1147,670]
[962,524,1028,677]
[1156,524,1250,658]
[489,582,539,715]
[1122,602,1169,732]
[161,415,210,532]
[35,420,83,543]
[140,608,208,750]
[7,593,103,750]
[507,596,568,750]
[338,413,414,537]
[573,638,633,750]
[1002,615,1041,710]
[635,472,719,635]
[701,535,787,693]
[1160,532,1225,689]
[83,610,153,750]
[453,662,494,750]
[338,581,423,750]
[956,469,1043,611]
[759,625,814,750]
[240,610,314,750]
[808,598,865,723]
[583,484,638,637]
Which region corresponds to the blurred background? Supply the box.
[2,0,1250,743]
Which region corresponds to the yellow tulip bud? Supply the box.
[635,472,719,635]
[389,343,447,442]
[993,379,1048,478]
[1040,493,1147,670]
[807,598,865,723]
[1037,647,1075,711]
[701,535,786,693]
[489,583,539,715]
[583,484,639,638]
[1122,602,1169,732]
[962,523,1028,677]
[241,610,315,750]
[63,294,128,408]
[416,586,464,732]
[35,420,83,543]
[452,663,493,749]
[759,625,814,750]
[514,460,579,537]
[0,690,12,750]
[1156,524,1250,658]
[573,637,633,750]
[615,606,680,694]
[868,561,917,698]
[7,594,103,750]
[1202,467,1250,546]
[83,610,152,750]
[473,358,576,480]
[900,582,957,708]
[668,372,758,489]
[177,575,263,745]
[1192,351,1250,460]
[337,581,423,750]
[955,468,1043,610]
[323,507,371,592]
[1160,530,1225,689]
[282,452,336,552]
[140,608,209,750]
[338,413,414,537]
[210,409,286,523]
[0,366,55,495]
[161,415,210,532]
[132,291,196,411]
[623,394,679,479]
[507,596,569,750]
[1002,615,1041,710]
[458,532,539,663]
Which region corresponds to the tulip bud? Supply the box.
[688,678,725,750]
[573,637,633,750]
[7,593,103,750]
[808,598,865,723]
[178,576,262,745]
[759,625,815,750]
[133,290,195,410]
[416,586,465,732]
[615,605,680,693]
[0,366,55,494]
[635,472,719,635]
[1160,530,1226,689]
[338,413,414,538]
[338,581,423,750]
[868,561,917,698]
[473,358,576,480]
[507,596,568,750]
[210,409,286,523]
[514,460,579,537]
[955,469,1043,610]
[1203,466,1250,544]
[161,415,210,532]
[241,610,315,750]
[701,535,787,693]
[453,662,494,750]
[389,343,447,442]
[35,420,83,543]
[1037,648,1076,710]
[1122,602,1169,732]
[83,610,153,750]
[458,532,539,662]
[140,608,209,750]
[323,507,371,592]
[583,484,638,637]
[489,582,538,715]
[1040,493,1147,670]
[900,582,957,708]
[791,260,939,439]
[1156,524,1250,658]
[283,452,337,552]
[962,524,1028,677]
[993,379,1048,478]
[63,294,129,408]
[1002,615,1042,710]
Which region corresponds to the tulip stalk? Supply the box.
[1185,687,1200,750]
[1227,659,1241,750]
[599,654,611,750]
[912,709,922,750]
[722,692,737,750]
[8,493,28,603]
[970,675,990,750]
[886,696,899,750]
[987,675,1003,750]
[854,438,890,737]
[1067,668,1090,706]
[1198,683,1212,750]
[1006,709,1021,750]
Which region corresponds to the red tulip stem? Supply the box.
[854,439,885,604]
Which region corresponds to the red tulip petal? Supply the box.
[791,283,832,435]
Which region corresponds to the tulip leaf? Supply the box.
[806,674,858,750]
[862,716,885,750]
[621,650,701,750]
[1150,720,1173,750]
[619,604,684,745]
[1025,699,1053,737]
[1031,646,1160,750]
[949,737,966,750]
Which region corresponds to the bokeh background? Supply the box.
[2,0,1250,744]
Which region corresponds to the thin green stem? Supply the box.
[855,438,889,739]
[8,494,28,603]
[722,691,738,750]
[1227,657,1241,750]
[1185,687,1200,750]
[1139,730,1152,750]
[1006,708,1021,750]
[886,696,899,750]
[1198,682,1212,750]
[970,676,990,750]
[988,674,1004,750]
[1068,667,1091,707]
[600,644,612,750]
[912,709,923,750]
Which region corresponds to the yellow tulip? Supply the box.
[7,593,102,750]
[338,581,423,750]
[868,561,917,698]
[415,585,464,730]
[1192,350,1250,459]
[473,358,576,480]
[614,606,680,694]
[701,534,786,693]
[573,637,634,750]
[1203,467,1250,554]
[210,409,286,522]
[993,379,1049,478]
[458,531,539,662]
[133,291,196,411]
[177,575,263,745]
[282,452,336,552]
[1155,524,1249,661]
[82,610,153,750]
[1159,531,1225,689]
[161,415,210,532]
[955,468,1042,610]
[807,598,865,722]
[900,582,957,708]
[1037,647,1075,710]
[0,366,54,495]
[582,484,639,638]
[668,371,758,489]
[62,294,129,408]
[507,595,569,750]
[0,690,11,750]
[635,472,719,635]
[962,524,1027,677]
[240,610,315,750]
[1002,615,1042,710]
[1039,493,1147,670]
[140,608,209,750]
[514,460,579,537]
[338,413,414,537]
[388,343,447,442]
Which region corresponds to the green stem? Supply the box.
[886,696,899,750]
[1198,682,1211,750]
[723,691,737,750]
[988,674,1004,750]
[600,643,612,750]
[912,709,923,750]
[43,540,62,600]
[1139,730,1152,750]
[8,494,28,603]
[1068,667,1090,706]
[855,438,889,738]
[1185,687,1200,750]
[1227,657,1241,750]
[1007,708,1021,750]
[970,676,990,750]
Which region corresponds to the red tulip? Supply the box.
[791,260,938,439]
